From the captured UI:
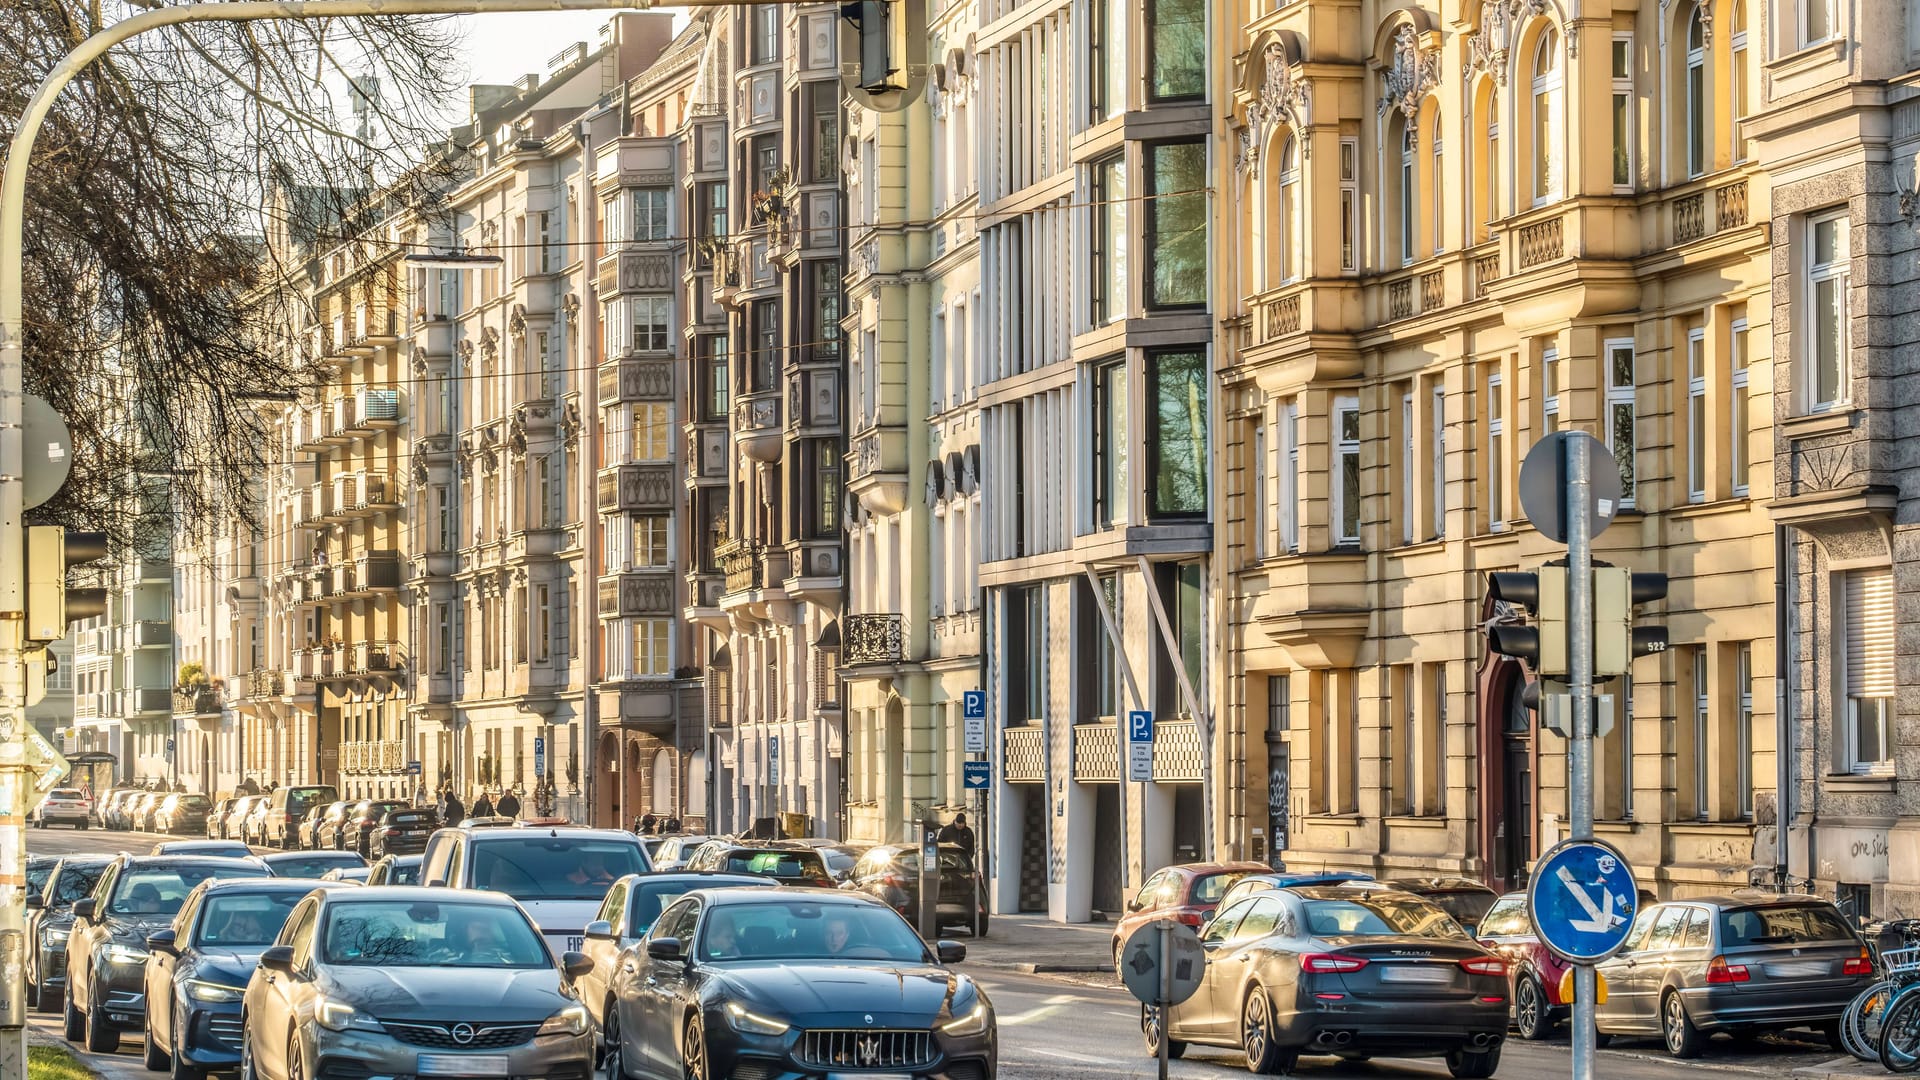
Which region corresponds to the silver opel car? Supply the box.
[239,887,596,1080]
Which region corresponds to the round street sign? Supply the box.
[1527,838,1641,963]
[1518,431,1623,544]
[1119,920,1206,1007]
[21,393,74,510]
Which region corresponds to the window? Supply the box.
[1606,339,1637,507]
[1485,371,1505,530]
[1688,326,1707,502]
[434,603,451,675]
[1009,585,1044,721]
[632,619,671,677]
[1147,0,1204,101]
[806,81,839,184]
[1843,569,1894,775]
[1253,423,1268,559]
[1692,647,1710,819]
[1430,383,1446,539]
[1398,123,1416,265]
[1800,0,1831,46]
[702,333,730,421]
[1401,393,1414,545]
[1148,349,1208,517]
[1279,401,1301,552]
[750,299,779,389]
[750,134,780,195]
[1737,644,1753,816]
[1612,35,1634,189]
[1686,7,1708,179]
[434,484,453,551]
[1090,0,1127,121]
[1531,29,1562,204]
[1094,360,1128,528]
[699,181,728,242]
[1430,119,1444,254]
[749,3,778,64]
[1333,395,1361,545]
[1541,346,1561,433]
[1084,574,1120,718]
[1339,140,1358,271]
[1731,2,1749,160]
[1731,318,1749,495]
[1277,137,1300,283]
[533,585,552,663]
[1806,211,1850,411]
[632,189,670,242]
[809,260,842,358]
[632,403,672,462]
[1091,156,1128,324]
[1145,143,1207,308]
[631,296,672,353]
[811,438,840,538]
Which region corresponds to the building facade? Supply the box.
[170,510,265,796]
[67,519,175,786]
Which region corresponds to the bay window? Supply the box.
[1146,143,1207,308]
[1147,348,1208,518]
[631,188,670,242]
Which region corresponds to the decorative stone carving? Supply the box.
[1466,0,1559,81]
[456,338,475,369]
[509,304,526,338]
[1378,24,1442,137]
[1239,39,1313,174]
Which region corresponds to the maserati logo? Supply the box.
[857,1037,881,1066]
[451,1023,476,1045]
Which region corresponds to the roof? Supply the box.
[198,878,342,895]
[1387,876,1498,893]
[698,887,884,907]
[123,855,272,869]
[325,886,517,905]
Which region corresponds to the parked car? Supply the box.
[789,838,868,883]
[319,867,370,884]
[683,841,837,888]
[102,790,141,830]
[1147,883,1509,1078]
[154,794,214,835]
[237,887,596,1080]
[365,855,423,886]
[62,855,270,1052]
[1215,869,1378,913]
[212,796,258,841]
[299,801,347,849]
[604,889,993,1080]
[148,841,253,859]
[259,784,338,849]
[204,799,236,840]
[369,806,438,858]
[249,850,368,880]
[1110,861,1270,966]
[26,855,108,1013]
[1475,890,1573,1040]
[129,793,162,833]
[1388,876,1502,935]
[846,844,989,936]
[35,788,93,829]
[339,799,411,857]
[140,878,347,1080]
[1595,893,1873,1057]
[420,823,650,957]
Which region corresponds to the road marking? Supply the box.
[1025,1047,1120,1064]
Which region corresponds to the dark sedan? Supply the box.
[141,878,345,1080]
[64,856,270,1052]
[250,850,369,880]
[155,794,214,835]
[26,855,104,1012]
[846,844,988,935]
[1150,884,1508,1078]
[340,799,411,857]
[605,889,994,1080]
[369,807,438,858]
[683,842,837,888]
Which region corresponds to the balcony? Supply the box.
[340,739,405,775]
[130,620,171,649]
[1667,178,1751,248]
[347,388,402,433]
[706,239,741,307]
[1151,719,1204,781]
[1003,726,1044,783]
[346,552,404,594]
[717,538,765,595]
[331,472,401,518]
[732,392,781,464]
[350,303,399,347]
[597,464,675,514]
[294,405,335,451]
[351,640,403,675]
[172,689,221,718]
[598,357,674,403]
[295,486,332,531]
[246,669,283,699]
[842,613,903,665]
[598,571,676,618]
[123,687,172,715]
[848,425,909,515]
[1073,723,1119,782]
[324,398,355,443]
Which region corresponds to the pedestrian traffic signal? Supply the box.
[25,526,108,645]
[839,0,926,110]
[1486,567,1568,675]
[1594,567,1669,676]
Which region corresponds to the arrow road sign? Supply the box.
[962,761,990,790]
[1528,838,1641,962]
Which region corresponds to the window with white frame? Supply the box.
[1731,1,1750,161]
[632,189,670,242]
[1253,423,1268,559]
[1807,211,1850,412]
[1280,401,1301,552]
[1731,317,1750,495]
[1340,140,1359,271]
[1486,370,1505,530]
[533,585,552,663]
[1688,326,1707,502]
[631,403,672,462]
[1843,569,1894,774]
[1605,339,1638,507]
[1692,647,1710,819]
[1277,136,1300,283]
[1398,122,1416,265]
[1800,0,1831,47]
[1531,28,1562,205]
[1612,34,1634,189]
[1430,116,1444,254]
[1736,643,1753,816]
[632,296,671,352]
[632,618,671,677]
[1541,345,1561,433]
[1431,382,1446,538]
[1334,396,1361,545]
[1686,7,1708,179]
[1401,392,1415,545]
[633,515,670,567]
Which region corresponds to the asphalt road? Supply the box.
[27,826,1855,1080]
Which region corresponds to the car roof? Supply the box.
[1387,876,1497,893]
[626,871,779,886]
[1285,882,1421,901]
[1237,870,1375,887]
[377,854,424,864]
[122,855,270,870]
[51,855,112,868]
[256,850,363,863]
[462,825,639,841]
[198,877,340,895]
[324,885,516,905]
[697,886,885,907]
[1667,891,1840,911]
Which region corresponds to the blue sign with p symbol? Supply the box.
[1128,710,1154,743]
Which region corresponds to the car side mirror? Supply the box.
[260,945,296,974]
[147,929,178,955]
[25,894,42,911]
[1462,924,1478,938]
[562,951,594,980]
[646,937,684,962]
[72,899,95,921]
[936,940,966,964]
[584,920,615,942]
[1200,909,1216,925]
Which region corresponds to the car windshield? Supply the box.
[386,810,435,826]
[284,788,337,817]
[723,850,827,878]
[49,789,83,800]
[52,865,104,906]
[383,862,421,885]
[197,893,305,947]
[1423,890,1498,928]
[1193,871,1257,904]
[700,901,931,964]
[1304,894,1469,940]
[178,795,211,810]
[322,900,550,968]
[108,865,268,916]
[1720,904,1855,946]
[470,837,644,900]
[1476,899,1532,938]
[631,879,762,933]
[360,802,407,819]
[266,854,364,878]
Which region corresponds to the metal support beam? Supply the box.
[1134,556,1213,859]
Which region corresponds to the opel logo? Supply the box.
[451,1023,476,1045]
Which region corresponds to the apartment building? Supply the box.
[1214,0,1774,898]
[842,0,985,846]
[978,0,1217,921]
[170,511,266,796]
[67,524,175,785]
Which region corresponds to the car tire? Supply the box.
[1821,1019,1846,1052]
[63,985,84,1042]
[24,977,37,1011]
[1240,986,1287,1075]
[1141,1005,1186,1060]
[604,1000,634,1080]
[682,1013,710,1080]
[1446,1045,1502,1079]
[1515,974,1555,1040]
[1595,1032,1613,1049]
[287,1032,306,1080]
[144,1018,171,1071]
[1663,991,1705,1059]
[238,1018,258,1080]
[85,979,120,1053]
[170,1038,204,1080]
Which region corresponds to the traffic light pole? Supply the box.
[1565,435,1597,1080]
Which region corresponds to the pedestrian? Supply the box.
[442,788,465,826]
[495,788,521,819]
[938,812,977,858]
[638,813,657,835]
[663,816,682,834]
[471,789,495,819]
[238,776,259,796]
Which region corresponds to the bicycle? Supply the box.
[1877,942,1920,1071]
[1835,921,1920,1061]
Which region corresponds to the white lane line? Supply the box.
[1024,1047,1121,1064]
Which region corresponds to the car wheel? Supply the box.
[682,1013,709,1080]
[85,979,120,1053]
[1240,986,1287,1075]
[1446,1045,1502,1079]
[1821,1019,1846,1052]
[1515,974,1555,1040]
[1595,1032,1613,1049]
[62,984,84,1042]
[144,1017,171,1071]
[1663,991,1705,1059]
[36,977,59,1014]
[1140,1005,1186,1060]
[604,1000,634,1080]
[23,975,37,1012]
[169,1006,205,1080]
[287,1032,306,1080]
[238,1019,257,1080]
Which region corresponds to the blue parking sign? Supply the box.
[963,690,986,719]
[1127,710,1153,743]
[963,761,991,790]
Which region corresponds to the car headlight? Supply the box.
[724,1001,790,1036]
[40,927,68,948]
[538,1003,590,1037]
[186,980,245,1004]
[941,1001,991,1038]
[314,996,383,1033]
[104,943,149,965]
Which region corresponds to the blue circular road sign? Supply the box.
[1526,838,1640,963]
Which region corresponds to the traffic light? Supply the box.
[1594,567,1669,676]
[839,0,926,110]
[25,526,108,645]
[1486,566,1568,675]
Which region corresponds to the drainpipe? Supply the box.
[1774,523,1792,886]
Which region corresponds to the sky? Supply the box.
[456,8,689,90]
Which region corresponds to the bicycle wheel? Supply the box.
[1846,980,1894,1062]
[1879,987,1920,1072]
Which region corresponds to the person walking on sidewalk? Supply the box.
[938,812,977,858]
[495,788,521,820]
[471,790,495,819]
[441,787,465,826]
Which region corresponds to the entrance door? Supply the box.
[1501,687,1534,889]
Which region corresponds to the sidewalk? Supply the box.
[1793,1056,1894,1078]
[963,913,1119,981]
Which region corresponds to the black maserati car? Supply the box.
[604,889,995,1080]
[1147,883,1509,1078]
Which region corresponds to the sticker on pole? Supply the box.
[1526,838,1641,962]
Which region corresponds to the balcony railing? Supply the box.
[1003,726,1044,783]
[247,669,282,699]
[130,620,171,649]
[1517,215,1564,269]
[843,613,904,664]
[124,687,172,715]
[339,739,405,775]
[1472,247,1500,299]
[599,357,675,402]
[1073,723,1119,782]
[1152,719,1204,781]
[598,571,676,618]
[172,689,221,717]
[597,464,675,514]
[353,388,402,429]
[352,640,402,674]
[718,538,766,595]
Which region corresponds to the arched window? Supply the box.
[1474,78,1499,240]
[1531,28,1562,204]
[1430,111,1444,254]
[1399,123,1416,264]
[1731,0,1750,161]
[1686,5,1708,177]
[651,748,675,812]
[1277,135,1300,282]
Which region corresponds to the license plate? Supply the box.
[417,1054,510,1076]
[1381,966,1452,984]
[829,1075,911,1080]
[1766,961,1830,977]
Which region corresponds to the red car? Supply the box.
[1476,889,1573,1040]
[1110,861,1269,967]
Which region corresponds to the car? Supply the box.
[298,802,346,849]
[249,851,369,880]
[205,799,236,840]
[1215,868,1378,913]
[130,793,163,833]
[149,841,254,859]
[338,800,411,857]
[319,867,370,884]
[37,788,93,829]
[683,841,837,888]
[788,839,867,883]
[1388,876,1502,935]
[140,878,348,1080]
[237,887,597,1080]
[155,794,214,835]
[1474,890,1573,1040]
[365,855,423,886]
[846,844,989,935]
[420,823,650,957]
[27,856,109,1013]
[575,872,777,1041]
[604,889,994,1080]
[25,854,57,902]
[103,790,142,830]
[213,797,259,842]
[63,855,271,1052]
[259,784,339,849]
[369,807,439,858]
[1109,861,1270,965]
[1595,892,1874,1057]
